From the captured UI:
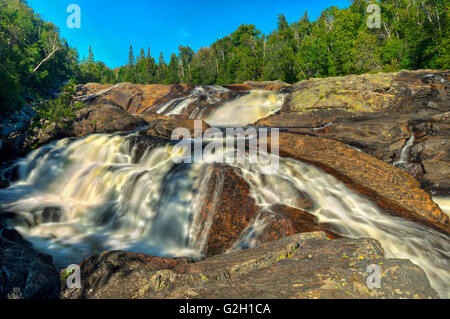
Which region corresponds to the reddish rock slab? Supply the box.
[198,165,260,256]
[197,165,339,256]
[270,132,449,235]
[258,204,341,243]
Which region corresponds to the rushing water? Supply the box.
[204,90,285,126]
[155,86,230,117]
[0,88,449,298]
[154,87,285,127]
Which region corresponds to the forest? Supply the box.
[0,0,448,114]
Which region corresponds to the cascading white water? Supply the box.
[433,197,450,217]
[0,125,448,297]
[394,134,415,166]
[155,87,285,127]
[227,157,450,298]
[0,133,221,267]
[156,85,230,116]
[204,90,285,127]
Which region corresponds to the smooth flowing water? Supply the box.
[204,90,285,126]
[154,87,285,127]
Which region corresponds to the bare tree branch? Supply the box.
[32,33,60,73]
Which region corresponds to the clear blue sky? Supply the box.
[28,0,351,69]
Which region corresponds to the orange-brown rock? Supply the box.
[257,109,450,195]
[199,165,260,256]
[255,109,353,128]
[271,132,450,235]
[257,204,340,242]
[197,165,338,256]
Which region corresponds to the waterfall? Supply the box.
[155,87,285,127]
[0,86,449,297]
[229,157,450,298]
[204,90,285,127]
[155,86,230,117]
[0,131,448,297]
[394,134,415,166]
[0,134,218,267]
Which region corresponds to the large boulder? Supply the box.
[194,165,337,256]
[61,232,439,299]
[283,70,449,113]
[69,103,147,137]
[0,219,60,299]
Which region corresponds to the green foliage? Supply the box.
[34,80,84,129]
[1,0,448,116]
[0,0,80,113]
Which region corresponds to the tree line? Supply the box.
[1,0,448,114]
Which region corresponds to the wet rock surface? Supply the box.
[61,232,438,299]
[0,219,60,299]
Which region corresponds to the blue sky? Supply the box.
[28,0,351,69]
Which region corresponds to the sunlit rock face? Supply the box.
[61,233,440,299]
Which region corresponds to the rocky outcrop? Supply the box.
[283,70,449,113]
[257,109,450,196]
[0,102,147,163]
[75,83,195,114]
[270,133,449,235]
[0,219,60,299]
[256,70,449,198]
[61,232,439,299]
[196,165,337,256]
[74,81,290,117]
[69,103,147,137]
